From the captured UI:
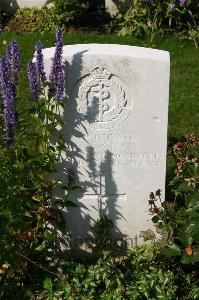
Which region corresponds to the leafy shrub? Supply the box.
[2,242,199,299]
[47,0,106,27]
[150,135,199,264]
[20,245,178,299]
[0,28,74,297]
[6,1,107,33]
[6,7,58,33]
[119,0,199,44]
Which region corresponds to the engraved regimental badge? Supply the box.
[76,63,132,129]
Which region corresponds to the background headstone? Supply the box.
[0,0,47,15]
[105,0,132,17]
[42,44,170,252]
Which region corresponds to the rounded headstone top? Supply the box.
[42,44,170,63]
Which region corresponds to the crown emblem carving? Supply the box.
[90,64,111,80]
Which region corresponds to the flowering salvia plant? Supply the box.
[0,27,75,288]
[0,40,20,144]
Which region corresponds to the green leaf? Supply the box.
[35,243,46,252]
[44,230,54,241]
[32,195,41,202]
[188,208,199,218]
[152,216,159,223]
[60,184,69,190]
[23,211,32,218]
[181,253,192,264]
[191,247,199,264]
[2,263,10,269]
[162,244,181,257]
[177,181,193,192]
[191,222,199,243]
[43,278,53,290]
[178,224,194,246]
[57,281,71,294]
[185,193,199,208]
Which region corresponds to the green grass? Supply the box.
[0,32,198,139]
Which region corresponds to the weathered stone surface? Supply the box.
[42,44,170,251]
[0,0,47,15]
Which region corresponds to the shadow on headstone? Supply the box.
[52,50,128,258]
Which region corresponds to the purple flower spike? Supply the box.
[49,27,65,101]
[56,26,64,48]
[55,66,65,101]
[169,3,175,10]
[0,56,17,145]
[28,60,40,101]
[35,41,46,83]
[180,0,187,4]
[6,40,20,82]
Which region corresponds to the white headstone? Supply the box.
[43,44,170,251]
[0,0,47,15]
[105,0,132,17]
